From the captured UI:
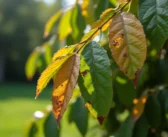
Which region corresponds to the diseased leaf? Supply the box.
[25,50,41,80]
[52,45,76,62]
[44,112,60,137]
[92,8,114,31]
[132,95,148,122]
[44,10,62,38]
[36,54,72,98]
[68,97,88,136]
[58,9,72,41]
[139,0,168,51]
[78,41,113,120]
[109,12,147,79]
[52,54,80,124]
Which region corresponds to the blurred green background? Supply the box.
[0,0,100,137]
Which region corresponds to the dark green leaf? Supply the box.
[139,0,168,51]
[115,116,134,137]
[68,97,88,136]
[43,112,60,137]
[78,41,113,118]
[114,74,136,106]
[145,95,161,128]
[133,115,149,137]
[24,121,38,137]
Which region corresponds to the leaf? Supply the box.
[25,50,40,80]
[44,112,60,137]
[144,95,161,128]
[115,115,134,137]
[139,0,168,51]
[36,54,72,98]
[81,0,95,24]
[108,12,147,79]
[81,28,100,43]
[132,95,148,122]
[43,43,52,65]
[52,54,80,124]
[44,10,62,38]
[78,41,113,120]
[71,5,85,42]
[52,45,76,62]
[92,8,114,31]
[58,9,72,41]
[129,0,138,17]
[24,121,38,137]
[95,0,109,20]
[133,115,149,137]
[115,74,136,107]
[68,97,88,136]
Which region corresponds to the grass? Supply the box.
[0,82,103,137]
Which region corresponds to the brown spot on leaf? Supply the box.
[97,116,105,125]
[81,70,87,77]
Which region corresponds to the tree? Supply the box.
[25,0,168,136]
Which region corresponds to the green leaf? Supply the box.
[43,112,60,137]
[129,0,138,17]
[133,115,149,137]
[68,97,88,136]
[139,0,168,51]
[24,121,38,137]
[108,12,147,79]
[25,50,41,80]
[145,95,161,128]
[58,9,72,41]
[43,43,52,65]
[115,115,134,137]
[114,74,136,106]
[44,10,62,38]
[78,41,113,118]
[71,5,85,42]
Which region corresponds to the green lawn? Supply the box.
[0,82,103,137]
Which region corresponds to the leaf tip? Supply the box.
[97,116,105,125]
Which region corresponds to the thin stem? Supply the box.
[76,1,130,54]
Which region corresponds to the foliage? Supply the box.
[26,0,168,136]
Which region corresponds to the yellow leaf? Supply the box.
[92,8,114,31]
[58,9,72,41]
[52,45,77,62]
[36,54,72,98]
[52,54,80,124]
[81,0,95,24]
[132,95,148,122]
[81,28,100,43]
[44,10,62,38]
[108,12,147,79]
